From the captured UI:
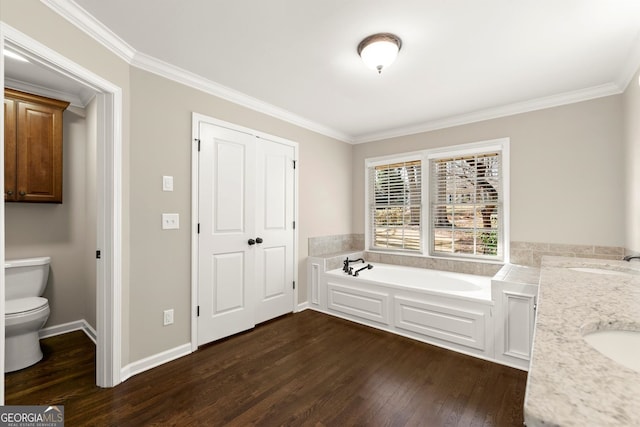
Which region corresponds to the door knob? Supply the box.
[6,190,13,196]
[248,238,256,246]
[18,191,26,197]
[256,237,263,244]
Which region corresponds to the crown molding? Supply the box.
[39,0,353,143]
[40,0,136,63]
[130,51,353,143]
[5,77,89,108]
[39,0,634,146]
[352,83,623,144]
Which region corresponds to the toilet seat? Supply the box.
[5,297,49,318]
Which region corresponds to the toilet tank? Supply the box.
[5,257,51,300]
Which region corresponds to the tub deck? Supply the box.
[326,262,492,303]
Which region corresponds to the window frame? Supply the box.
[365,152,425,254]
[364,138,510,263]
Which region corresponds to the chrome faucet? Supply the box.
[623,254,640,262]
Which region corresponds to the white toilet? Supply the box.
[4,256,51,373]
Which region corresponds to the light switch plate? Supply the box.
[162,176,174,191]
[162,213,179,230]
[163,309,174,326]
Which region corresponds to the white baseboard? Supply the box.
[296,302,310,312]
[39,320,193,382]
[39,319,97,344]
[120,343,192,383]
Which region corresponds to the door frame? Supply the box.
[0,23,123,397]
[190,113,298,351]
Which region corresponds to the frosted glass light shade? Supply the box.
[357,33,402,74]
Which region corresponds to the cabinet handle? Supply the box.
[18,191,26,197]
[6,190,13,196]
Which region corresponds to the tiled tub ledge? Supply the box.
[524,256,640,426]
[309,250,365,272]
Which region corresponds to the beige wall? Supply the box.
[128,68,352,360]
[5,108,96,328]
[353,95,625,248]
[624,67,640,253]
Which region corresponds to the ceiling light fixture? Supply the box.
[357,33,402,74]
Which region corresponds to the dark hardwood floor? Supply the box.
[6,310,527,426]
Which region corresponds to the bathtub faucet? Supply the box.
[623,254,640,262]
[353,264,373,277]
[343,257,365,273]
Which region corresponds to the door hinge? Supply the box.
[96,250,101,259]
[293,221,296,230]
[195,138,201,151]
[293,281,296,290]
[197,223,200,234]
[293,160,297,169]
[197,305,200,317]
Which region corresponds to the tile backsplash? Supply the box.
[308,234,626,272]
[509,242,625,267]
[308,234,364,257]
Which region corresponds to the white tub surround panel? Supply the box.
[492,264,540,370]
[312,261,495,361]
[524,256,640,426]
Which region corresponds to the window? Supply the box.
[365,139,508,261]
[430,151,503,259]
[368,159,422,252]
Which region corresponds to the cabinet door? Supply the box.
[16,100,64,202]
[4,98,17,201]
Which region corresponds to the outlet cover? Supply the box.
[163,309,174,326]
[162,213,179,230]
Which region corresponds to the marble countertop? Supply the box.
[524,256,640,426]
[493,263,540,286]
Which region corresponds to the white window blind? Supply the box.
[430,152,502,258]
[369,160,422,251]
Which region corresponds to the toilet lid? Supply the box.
[6,297,48,315]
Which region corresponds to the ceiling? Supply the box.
[20,1,640,142]
[4,48,96,108]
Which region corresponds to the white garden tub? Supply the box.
[316,262,495,360]
[329,262,492,302]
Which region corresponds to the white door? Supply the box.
[254,138,295,324]
[198,123,256,345]
[197,121,296,346]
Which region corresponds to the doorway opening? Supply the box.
[0,23,123,401]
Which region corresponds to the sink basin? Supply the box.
[583,330,640,373]
[568,267,637,276]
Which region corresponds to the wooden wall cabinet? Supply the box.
[4,88,69,203]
